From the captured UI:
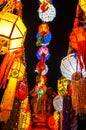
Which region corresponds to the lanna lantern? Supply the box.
[36,46,50,61]
[38,3,56,22]
[0,12,27,54]
[60,53,86,81]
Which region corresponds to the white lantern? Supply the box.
[53,95,63,111]
[60,53,86,80]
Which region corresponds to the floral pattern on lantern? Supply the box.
[36,46,50,60]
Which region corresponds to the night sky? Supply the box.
[21,0,78,91]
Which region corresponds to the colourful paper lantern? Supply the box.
[38,4,56,22]
[36,46,50,60]
[60,53,86,80]
[0,12,27,54]
[36,32,52,45]
[38,23,50,36]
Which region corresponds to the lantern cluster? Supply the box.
[0,1,31,129]
[60,0,86,116]
[32,0,56,97]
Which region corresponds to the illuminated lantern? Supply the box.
[58,77,68,96]
[36,32,52,46]
[60,53,86,80]
[79,0,86,12]
[53,95,63,111]
[69,26,85,50]
[38,23,50,36]
[0,12,27,54]
[15,79,28,101]
[36,46,50,60]
[38,4,56,22]
[8,60,25,81]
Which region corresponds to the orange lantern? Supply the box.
[69,25,86,50]
[38,23,50,36]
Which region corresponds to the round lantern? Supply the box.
[38,23,50,36]
[36,32,52,46]
[79,0,86,12]
[53,95,63,111]
[0,12,27,54]
[36,46,50,60]
[60,53,86,80]
[38,4,56,22]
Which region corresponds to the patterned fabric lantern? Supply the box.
[36,46,50,60]
[38,4,56,22]
[36,32,52,46]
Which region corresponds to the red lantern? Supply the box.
[48,116,56,129]
[15,79,28,101]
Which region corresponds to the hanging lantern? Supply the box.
[38,4,56,22]
[8,60,25,81]
[0,12,27,54]
[15,79,28,101]
[53,95,63,111]
[58,77,68,96]
[79,0,86,12]
[38,23,50,36]
[60,53,86,80]
[36,46,50,60]
[36,32,52,46]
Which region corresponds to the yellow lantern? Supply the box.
[79,0,86,12]
[8,60,25,81]
[0,12,27,54]
[57,77,68,96]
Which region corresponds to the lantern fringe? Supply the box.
[71,72,86,115]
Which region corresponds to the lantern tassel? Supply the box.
[1,53,16,89]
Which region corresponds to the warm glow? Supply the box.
[0,12,27,54]
[79,0,86,12]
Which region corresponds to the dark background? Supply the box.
[21,0,78,91]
